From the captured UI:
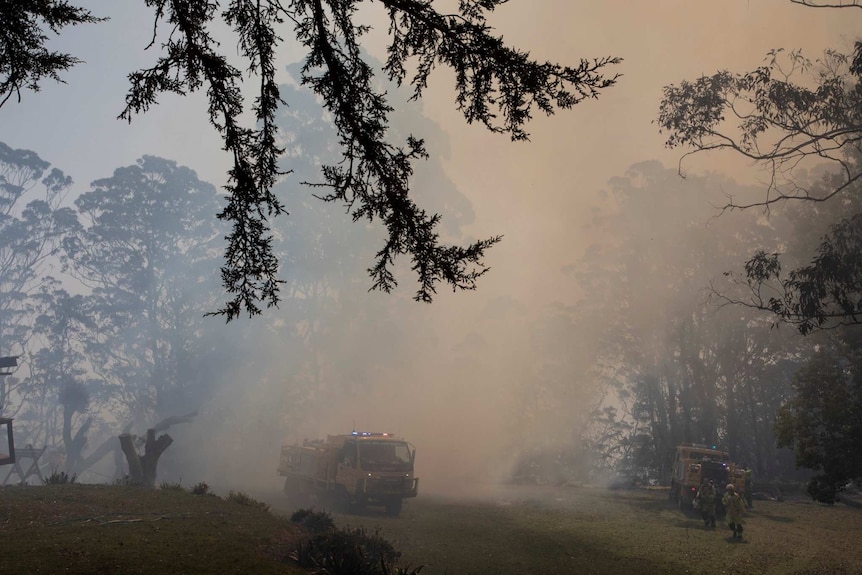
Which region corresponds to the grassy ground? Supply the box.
[0,484,306,575]
[299,484,862,575]
[3,482,861,574]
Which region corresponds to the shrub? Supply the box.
[291,525,402,574]
[382,564,424,575]
[112,475,143,487]
[191,481,212,495]
[226,490,270,512]
[290,508,335,533]
[43,470,77,485]
[159,481,185,491]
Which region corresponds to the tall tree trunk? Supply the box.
[119,429,173,488]
[62,410,91,474]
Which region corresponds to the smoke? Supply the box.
[0,0,856,503]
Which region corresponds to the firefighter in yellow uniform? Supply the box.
[722,483,746,540]
[696,479,717,528]
[744,468,754,508]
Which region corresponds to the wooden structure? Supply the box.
[2,444,46,485]
[0,355,17,376]
[0,417,14,465]
[0,356,18,465]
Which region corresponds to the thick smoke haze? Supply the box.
[0,1,858,500]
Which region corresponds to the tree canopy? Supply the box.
[776,334,862,503]
[658,44,862,334]
[0,1,620,320]
[0,1,103,107]
[657,1,862,500]
[567,162,801,481]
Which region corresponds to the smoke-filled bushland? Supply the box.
[567,162,809,483]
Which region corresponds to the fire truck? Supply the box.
[669,443,746,512]
[277,431,418,516]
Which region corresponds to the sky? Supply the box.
[0,0,859,494]
[2,0,856,309]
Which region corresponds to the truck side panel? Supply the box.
[278,445,319,479]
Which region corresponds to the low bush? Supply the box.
[43,470,77,485]
[112,475,142,487]
[290,508,335,533]
[227,490,271,512]
[291,525,404,575]
[192,481,212,495]
[160,481,185,491]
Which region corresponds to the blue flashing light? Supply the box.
[351,431,390,437]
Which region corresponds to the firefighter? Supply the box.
[743,467,754,509]
[722,483,746,540]
[696,479,717,528]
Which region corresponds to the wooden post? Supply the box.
[0,417,15,465]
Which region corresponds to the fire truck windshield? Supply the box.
[358,441,412,472]
[689,451,729,463]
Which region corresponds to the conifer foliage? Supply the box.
[0,1,621,319]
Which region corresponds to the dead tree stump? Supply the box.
[118,429,173,488]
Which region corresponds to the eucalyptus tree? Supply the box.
[0,142,79,415]
[752,163,862,493]
[776,329,862,503]
[1,1,621,319]
[659,46,862,334]
[507,302,610,484]
[571,162,799,480]
[64,156,233,424]
[26,286,110,474]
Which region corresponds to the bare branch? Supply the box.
[790,0,862,8]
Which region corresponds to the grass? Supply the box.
[0,483,307,575]
[5,482,862,574]
[301,484,862,575]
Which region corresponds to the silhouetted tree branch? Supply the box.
[714,213,862,334]
[658,47,862,213]
[789,0,862,9]
[0,1,621,320]
[0,2,104,108]
[660,41,862,334]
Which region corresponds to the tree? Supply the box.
[0,142,79,415]
[28,287,101,474]
[569,162,801,481]
[64,156,233,424]
[738,211,862,335]
[1,1,621,319]
[775,335,862,503]
[658,45,862,333]
[0,1,103,107]
[181,60,482,484]
[658,47,860,210]
[116,411,196,488]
